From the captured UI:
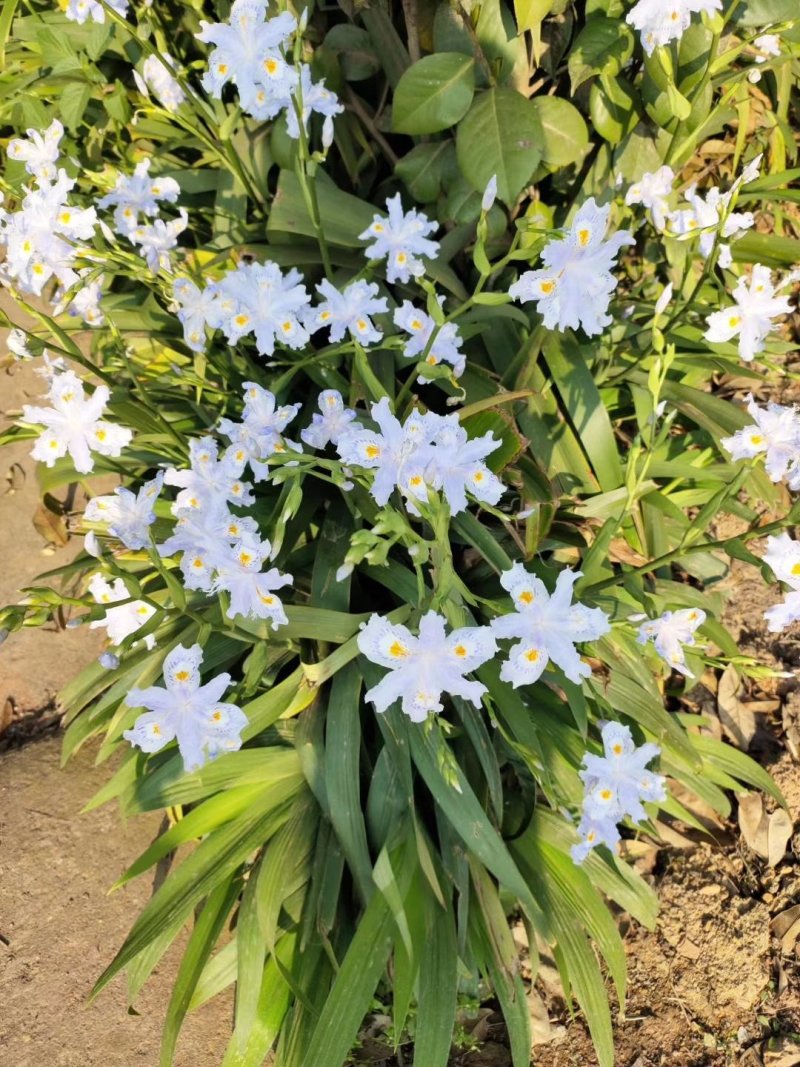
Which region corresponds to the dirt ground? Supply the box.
[1,336,800,1065]
[0,737,234,1067]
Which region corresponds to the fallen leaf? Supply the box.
[0,698,13,735]
[717,664,757,749]
[528,990,553,1048]
[764,1036,800,1066]
[771,904,800,941]
[767,809,793,867]
[738,793,769,858]
[32,502,69,548]
[4,462,25,494]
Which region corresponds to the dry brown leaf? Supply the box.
[4,462,25,494]
[527,990,553,1048]
[717,665,757,749]
[608,539,647,566]
[782,695,800,763]
[764,1036,800,1066]
[767,809,794,867]
[738,793,769,858]
[771,904,800,941]
[32,502,69,547]
[0,698,13,735]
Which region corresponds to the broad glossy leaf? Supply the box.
[530,96,589,168]
[392,53,475,135]
[456,88,543,205]
[568,17,634,92]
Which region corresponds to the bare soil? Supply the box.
[0,736,233,1066]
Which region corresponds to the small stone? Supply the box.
[677,938,702,960]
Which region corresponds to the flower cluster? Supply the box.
[670,171,758,268]
[1,130,102,321]
[84,473,164,550]
[196,0,341,140]
[98,159,185,272]
[491,565,611,686]
[358,611,496,722]
[156,434,293,627]
[626,0,722,55]
[509,199,633,336]
[124,643,247,772]
[21,368,132,475]
[636,608,706,676]
[572,722,666,863]
[722,393,800,489]
[762,534,800,633]
[705,264,796,362]
[172,261,311,356]
[394,300,465,379]
[336,397,504,515]
[626,159,761,270]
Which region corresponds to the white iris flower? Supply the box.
[509,199,634,336]
[572,721,665,863]
[704,264,795,363]
[491,565,610,686]
[358,611,497,722]
[359,194,440,284]
[636,608,706,676]
[124,643,247,772]
[21,369,132,474]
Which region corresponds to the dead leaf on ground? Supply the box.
[528,990,553,1048]
[0,698,13,735]
[32,502,69,547]
[763,1036,800,1066]
[717,665,756,749]
[782,693,800,763]
[4,462,25,494]
[738,793,770,858]
[771,904,800,945]
[767,809,793,867]
[738,794,794,865]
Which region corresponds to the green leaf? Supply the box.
[0,0,21,67]
[734,0,797,26]
[690,731,785,806]
[413,893,459,1067]
[456,88,543,205]
[323,24,380,81]
[302,890,394,1067]
[568,17,634,92]
[530,96,589,169]
[733,231,800,269]
[396,141,458,203]
[513,0,555,33]
[542,332,623,491]
[221,935,297,1067]
[160,878,239,1067]
[408,721,545,927]
[392,53,475,135]
[516,842,615,1067]
[268,170,375,248]
[93,780,300,998]
[113,784,268,889]
[59,81,92,131]
[589,74,639,144]
[325,663,374,901]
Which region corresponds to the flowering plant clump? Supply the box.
[0,1,798,1065]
